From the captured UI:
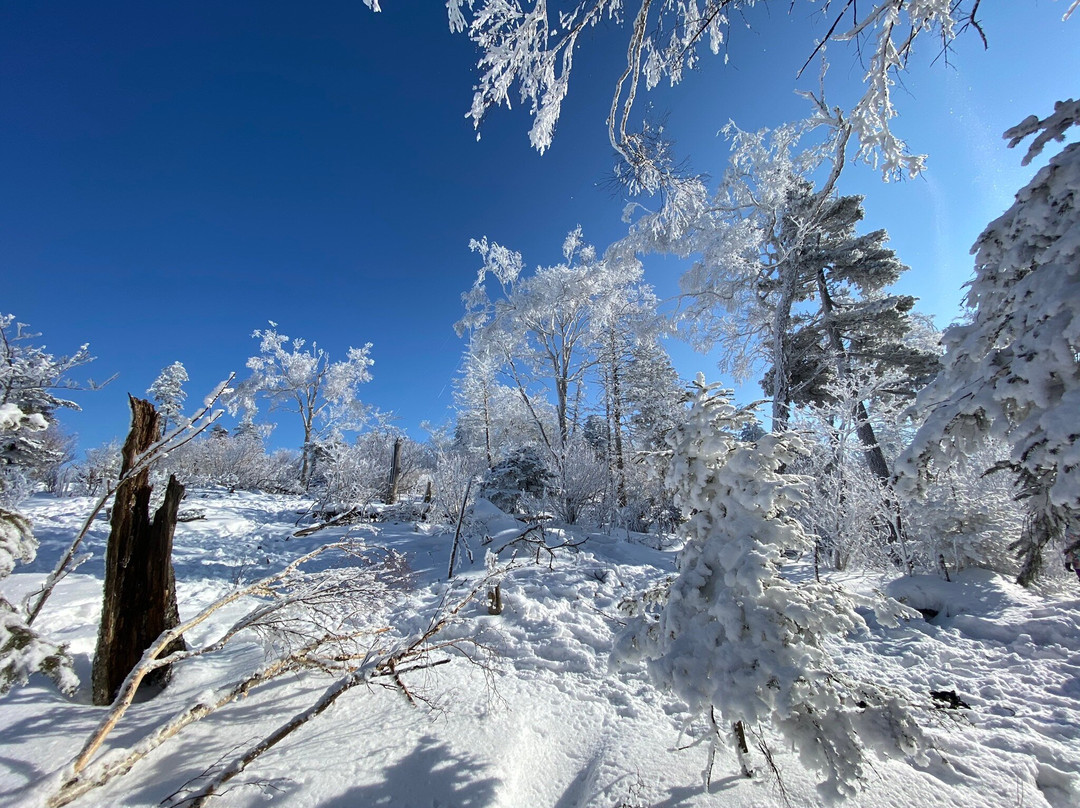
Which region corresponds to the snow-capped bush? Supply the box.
[615,377,922,799]
[478,446,555,516]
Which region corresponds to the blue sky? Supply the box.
[3,1,1077,453]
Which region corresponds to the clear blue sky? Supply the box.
[2,1,1076,453]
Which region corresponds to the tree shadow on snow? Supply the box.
[316,734,500,808]
[652,773,745,808]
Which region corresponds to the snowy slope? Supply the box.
[1,490,1078,808]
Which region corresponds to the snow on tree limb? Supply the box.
[897,101,1080,583]
[446,0,1021,186]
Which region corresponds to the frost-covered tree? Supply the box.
[672,120,935,444]
[898,99,1080,585]
[793,371,920,573]
[0,403,79,698]
[447,0,1015,191]
[0,314,97,492]
[615,376,921,797]
[456,229,669,523]
[70,440,123,497]
[234,323,374,488]
[147,361,189,433]
[453,336,545,466]
[904,438,1025,578]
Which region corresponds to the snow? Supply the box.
[2,490,1079,807]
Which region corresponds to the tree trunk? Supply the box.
[816,268,909,553]
[607,330,627,509]
[92,397,186,706]
[385,437,403,505]
[770,269,799,432]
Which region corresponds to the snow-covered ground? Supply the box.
[2,490,1078,808]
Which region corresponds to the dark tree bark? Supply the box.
[92,397,186,706]
[385,437,403,505]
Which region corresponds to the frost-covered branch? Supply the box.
[38,539,410,808]
[450,0,1010,185]
[160,571,503,808]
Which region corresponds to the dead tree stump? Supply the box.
[91,397,186,706]
[385,437,403,505]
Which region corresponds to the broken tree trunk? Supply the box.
[91,397,186,706]
[385,437,403,505]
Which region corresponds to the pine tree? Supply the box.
[615,377,921,797]
[147,361,189,433]
[898,100,1080,585]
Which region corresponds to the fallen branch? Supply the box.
[292,506,362,538]
[166,573,500,807]
[45,539,369,794]
[494,523,587,570]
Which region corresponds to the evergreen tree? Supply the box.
[615,377,921,797]
[147,361,189,433]
[898,100,1080,585]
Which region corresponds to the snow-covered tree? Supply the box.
[448,0,1013,191]
[0,403,78,699]
[904,438,1025,578]
[793,370,920,573]
[897,99,1080,585]
[1,314,97,494]
[456,228,669,523]
[453,336,545,466]
[147,361,189,433]
[615,376,921,797]
[70,440,123,497]
[1,318,97,697]
[233,323,374,488]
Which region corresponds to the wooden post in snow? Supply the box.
[91,397,186,706]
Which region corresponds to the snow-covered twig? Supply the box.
[165,572,502,807]
[493,522,587,569]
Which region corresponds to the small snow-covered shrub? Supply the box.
[478,446,555,516]
[316,431,431,507]
[430,447,484,525]
[904,440,1024,577]
[69,440,122,497]
[791,400,896,572]
[551,438,607,525]
[615,377,922,799]
[166,429,301,494]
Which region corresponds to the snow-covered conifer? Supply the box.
[617,376,921,798]
[897,100,1080,584]
[147,361,189,432]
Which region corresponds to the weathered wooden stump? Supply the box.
[91,397,186,706]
